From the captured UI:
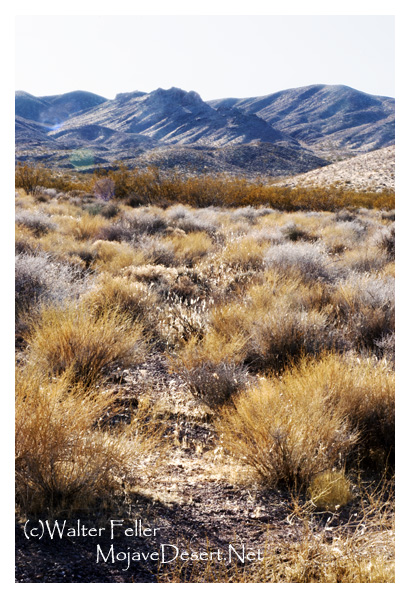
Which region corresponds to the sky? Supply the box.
[15,15,395,100]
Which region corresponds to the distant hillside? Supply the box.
[48,87,297,146]
[15,84,394,177]
[274,145,395,192]
[209,84,394,156]
[15,90,107,126]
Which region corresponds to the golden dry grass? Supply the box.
[217,353,394,486]
[23,302,147,385]
[217,364,357,489]
[308,470,352,510]
[92,240,146,273]
[168,231,213,265]
[15,177,395,582]
[15,366,131,514]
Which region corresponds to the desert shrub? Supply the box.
[209,286,332,372]
[126,210,168,236]
[15,253,89,321]
[380,210,395,222]
[15,163,395,211]
[15,210,57,236]
[84,201,120,219]
[15,162,52,195]
[281,222,317,242]
[93,177,115,201]
[178,359,249,409]
[264,242,337,283]
[248,225,284,245]
[24,303,146,385]
[230,206,275,225]
[375,332,395,363]
[217,365,357,489]
[373,223,395,258]
[97,221,136,243]
[331,273,394,351]
[98,210,168,243]
[171,329,249,407]
[166,205,218,235]
[137,235,176,266]
[15,366,138,514]
[35,186,58,199]
[334,209,357,222]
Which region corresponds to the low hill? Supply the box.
[274,145,395,192]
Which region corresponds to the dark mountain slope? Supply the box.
[15,116,60,148]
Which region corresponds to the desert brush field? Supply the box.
[15,164,395,583]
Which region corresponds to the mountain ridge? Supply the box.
[15,84,394,177]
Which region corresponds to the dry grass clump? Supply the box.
[206,283,330,372]
[52,212,106,241]
[264,241,338,283]
[23,302,147,385]
[217,353,394,487]
[341,245,391,273]
[83,274,159,323]
[15,210,57,236]
[15,364,162,515]
[15,366,134,514]
[15,226,40,255]
[92,240,146,273]
[171,331,249,408]
[15,252,89,323]
[308,470,352,510]
[217,367,357,489]
[330,273,394,350]
[167,231,213,266]
[373,222,395,258]
[283,353,395,467]
[219,237,268,271]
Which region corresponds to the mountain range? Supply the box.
[15,84,394,177]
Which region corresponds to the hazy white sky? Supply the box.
[15,15,394,100]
